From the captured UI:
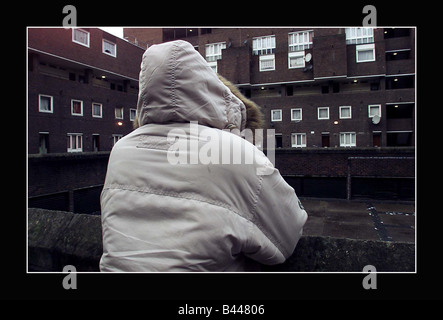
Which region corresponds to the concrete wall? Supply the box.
[28,208,415,272]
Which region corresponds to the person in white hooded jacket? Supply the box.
[100,40,308,272]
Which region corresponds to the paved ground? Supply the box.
[300,198,415,243]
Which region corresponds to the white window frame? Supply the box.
[67,133,83,152]
[340,132,356,147]
[288,30,313,52]
[288,51,305,69]
[271,109,282,122]
[339,106,352,119]
[356,43,376,63]
[345,27,374,45]
[72,28,90,47]
[205,42,226,62]
[368,104,381,118]
[38,94,53,113]
[317,107,329,120]
[130,108,137,121]
[259,54,275,72]
[207,61,218,72]
[252,35,276,55]
[291,108,302,121]
[71,99,83,116]
[291,133,306,148]
[92,103,103,118]
[113,134,123,146]
[102,39,117,57]
[115,107,124,119]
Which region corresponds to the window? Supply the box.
[72,29,90,47]
[356,43,375,62]
[291,108,302,121]
[206,42,226,72]
[288,51,305,69]
[92,134,100,152]
[102,39,117,57]
[113,134,123,146]
[275,134,283,148]
[322,133,330,148]
[292,133,306,148]
[271,109,282,122]
[130,108,137,121]
[205,42,226,62]
[115,107,124,119]
[340,132,356,147]
[318,107,329,120]
[339,106,352,119]
[92,103,102,118]
[368,104,381,118]
[39,94,53,113]
[288,30,313,52]
[39,132,49,154]
[67,133,83,152]
[345,27,373,45]
[259,54,275,71]
[252,35,276,55]
[71,99,83,116]
[373,132,381,147]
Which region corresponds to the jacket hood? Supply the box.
[136,40,247,131]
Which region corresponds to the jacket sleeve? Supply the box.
[244,164,308,265]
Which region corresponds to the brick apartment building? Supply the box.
[27,27,415,208]
[124,27,415,149]
[27,28,145,154]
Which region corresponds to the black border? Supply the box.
[11,0,436,302]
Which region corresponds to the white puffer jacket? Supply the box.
[100,40,307,272]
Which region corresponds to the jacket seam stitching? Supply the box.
[247,176,288,257]
[104,183,246,219]
[170,42,177,108]
[103,183,287,256]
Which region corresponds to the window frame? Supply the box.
[259,54,275,72]
[288,30,313,52]
[291,108,302,121]
[252,35,276,55]
[115,106,124,119]
[72,28,90,47]
[317,107,330,120]
[38,94,53,113]
[339,106,352,119]
[340,132,356,147]
[291,133,306,148]
[113,134,123,146]
[205,42,226,62]
[67,133,83,152]
[345,27,374,45]
[92,102,103,118]
[102,39,117,57]
[288,51,305,69]
[71,99,83,116]
[356,43,376,63]
[129,108,137,121]
[368,104,382,118]
[271,109,282,122]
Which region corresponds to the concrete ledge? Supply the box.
[28,208,415,272]
[28,208,102,271]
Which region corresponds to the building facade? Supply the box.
[124,27,415,149]
[27,28,145,154]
